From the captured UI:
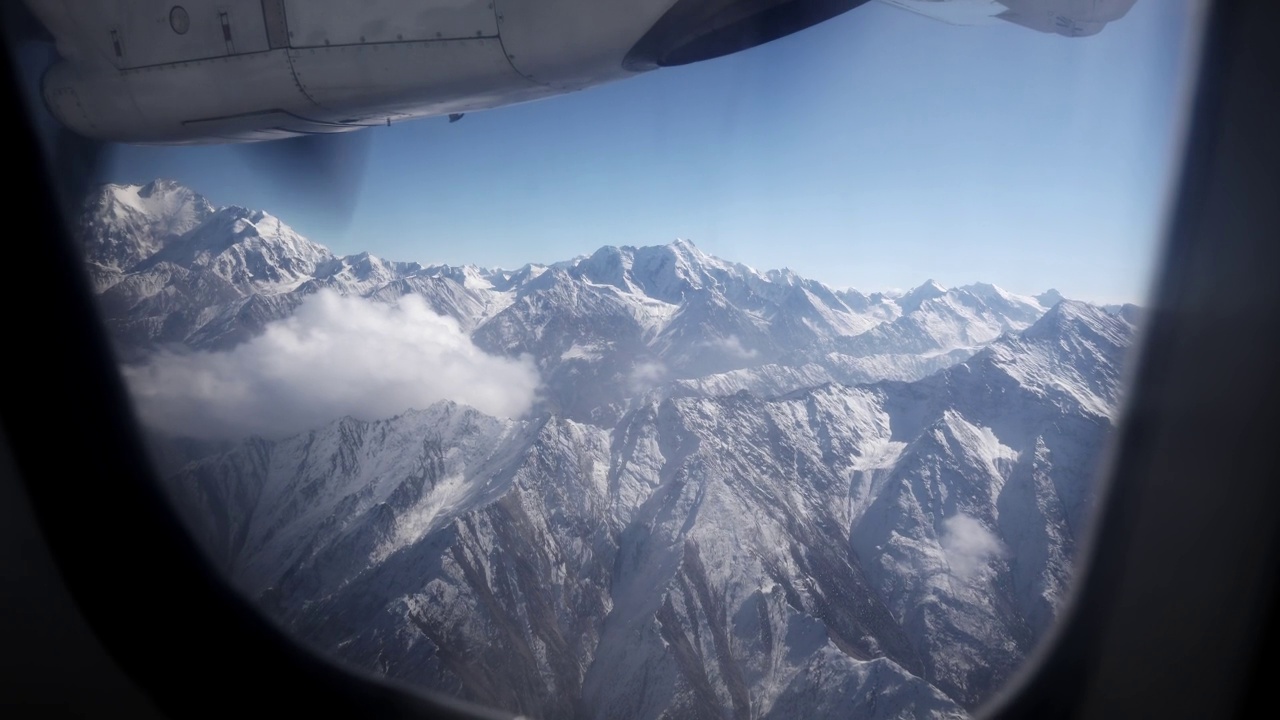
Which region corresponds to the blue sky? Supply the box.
[105,0,1197,304]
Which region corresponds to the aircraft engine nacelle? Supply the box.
[28,0,873,145]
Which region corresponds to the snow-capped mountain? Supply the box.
[84,181,1058,416]
[79,179,215,291]
[78,181,1138,719]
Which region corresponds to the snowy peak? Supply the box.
[897,279,948,314]
[79,180,217,279]
[663,237,738,279]
[959,281,1039,308]
[82,180,337,295]
[1023,299,1132,346]
[1036,289,1066,308]
[576,244,633,291]
[947,282,1047,326]
[137,206,335,291]
[137,178,188,199]
[106,178,214,222]
[487,263,548,292]
[838,281,1047,359]
[572,238,757,305]
[765,266,805,286]
[313,251,426,295]
[669,236,698,253]
[456,264,498,290]
[973,300,1135,418]
[1104,303,1144,326]
[516,264,575,297]
[611,242,704,303]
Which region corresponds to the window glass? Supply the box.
[14,1,1199,717]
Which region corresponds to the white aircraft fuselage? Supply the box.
[26,0,1136,145]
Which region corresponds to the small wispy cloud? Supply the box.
[627,359,668,394]
[940,514,1007,580]
[702,335,759,361]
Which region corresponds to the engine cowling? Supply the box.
[624,0,873,70]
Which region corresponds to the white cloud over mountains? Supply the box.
[940,513,1007,580]
[124,290,541,440]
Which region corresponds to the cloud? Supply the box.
[123,290,541,440]
[939,514,1007,580]
[627,360,668,394]
[702,335,759,361]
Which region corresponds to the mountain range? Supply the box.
[81,180,1138,719]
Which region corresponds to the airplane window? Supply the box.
[4,0,1202,718]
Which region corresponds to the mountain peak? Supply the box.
[81,180,218,276]
[767,267,804,285]
[959,282,1005,299]
[577,245,633,291]
[1036,289,1066,308]
[137,178,185,198]
[1022,299,1130,346]
[666,238,715,265]
[897,279,949,313]
[128,201,335,291]
[1104,303,1144,326]
[969,298,1135,420]
[1037,297,1098,320]
[99,178,209,211]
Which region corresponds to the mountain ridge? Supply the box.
[85,180,1079,410]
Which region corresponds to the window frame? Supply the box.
[3,1,1278,717]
